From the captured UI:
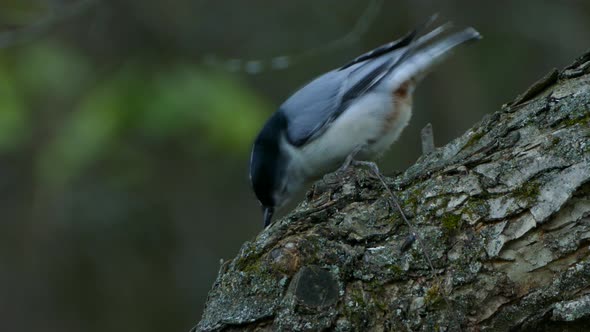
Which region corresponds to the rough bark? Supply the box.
[194,51,590,332]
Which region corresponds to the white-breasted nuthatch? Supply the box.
[250,19,481,227]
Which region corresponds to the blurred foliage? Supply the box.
[0,0,47,25]
[0,42,269,188]
[0,0,589,332]
[0,64,28,151]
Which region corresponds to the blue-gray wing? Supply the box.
[280,49,400,147]
[278,69,343,147]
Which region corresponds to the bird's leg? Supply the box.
[319,146,371,208]
[330,145,366,189]
[336,145,365,175]
[349,160,385,180]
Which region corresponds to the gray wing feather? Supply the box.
[279,69,344,146]
[281,54,396,146]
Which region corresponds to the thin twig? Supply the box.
[352,161,455,316]
[421,123,435,155]
[202,0,384,74]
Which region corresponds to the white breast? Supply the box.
[286,90,413,180]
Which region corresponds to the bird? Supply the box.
[249,18,481,227]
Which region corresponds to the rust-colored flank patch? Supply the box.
[394,80,411,99]
[382,80,414,133]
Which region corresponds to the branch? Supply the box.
[201,0,384,74]
[194,50,590,331]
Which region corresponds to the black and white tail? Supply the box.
[383,24,481,91]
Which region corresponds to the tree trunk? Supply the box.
[194,51,590,332]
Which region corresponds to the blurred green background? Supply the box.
[0,0,588,331]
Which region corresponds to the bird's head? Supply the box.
[249,112,291,227]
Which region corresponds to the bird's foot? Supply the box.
[349,160,381,179]
[334,145,367,179]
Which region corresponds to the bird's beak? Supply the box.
[263,207,274,228]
